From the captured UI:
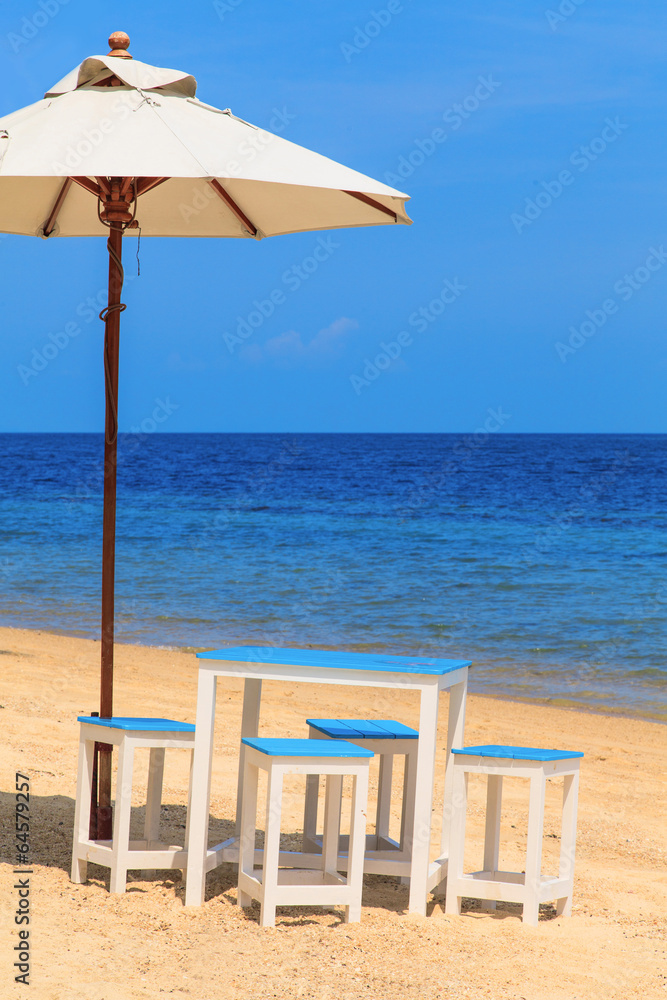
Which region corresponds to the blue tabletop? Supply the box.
[197,646,471,676]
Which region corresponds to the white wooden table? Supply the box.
[184,646,470,914]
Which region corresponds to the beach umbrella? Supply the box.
[0,32,411,837]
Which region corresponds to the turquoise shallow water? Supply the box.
[0,433,665,720]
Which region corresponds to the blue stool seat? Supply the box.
[242,737,373,758]
[307,719,418,740]
[77,715,195,733]
[451,745,584,762]
[77,716,195,733]
[303,719,419,876]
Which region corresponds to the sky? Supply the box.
[1,0,666,433]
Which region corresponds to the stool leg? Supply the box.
[395,750,416,886]
[345,766,369,923]
[482,775,503,911]
[238,757,259,909]
[322,775,343,876]
[110,738,134,894]
[523,771,546,926]
[303,774,321,853]
[399,747,418,882]
[259,766,283,928]
[235,678,262,840]
[445,768,467,916]
[71,734,95,884]
[556,770,579,916]
[142,746,165,878]
[376,753,393,848]
[182,749,195,887]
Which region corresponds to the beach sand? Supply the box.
[0,626,665,1000]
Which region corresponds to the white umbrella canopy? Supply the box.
[0,31,411,839]
[0,36,411,238]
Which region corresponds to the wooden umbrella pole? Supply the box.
[92,179,133,841]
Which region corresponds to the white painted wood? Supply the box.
[322,775,343,877]
[557,770,579,916]
[184,669,218,906]
[185,656,469,912]
[182,749,195,886]
[375,753,393,842]
[400,738,418,861]
[109,737,134,893]
[144,747,165,843]
[142,746,165,878]
[439,677,467,859]
[72,722,195,895]
[235,678,263,839]
[238,756,259,910]
[482,774,503,911]
[236,747,370,927]
[444,768,468,915]
[345,768,369,923]
[260,765,284,927]
[408,680,440,915]
[444,755,581,925]
[523,771,546,925]
[302,726,321,852]
[70,733,94,884]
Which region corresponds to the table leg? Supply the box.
[235,678,262,838]
[440,676,467,859]
[184,671,217,906]
[408,683,440,915]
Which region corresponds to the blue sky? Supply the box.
[1,0,666,432]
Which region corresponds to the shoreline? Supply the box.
[1,621,664,725]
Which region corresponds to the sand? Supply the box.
[0,626,665,1000]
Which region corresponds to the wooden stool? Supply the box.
[303,719,418,878]
[71,716,195,893]
[238,737,372,927]
[445,745,583,926]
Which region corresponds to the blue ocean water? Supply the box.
[0,433,665,720]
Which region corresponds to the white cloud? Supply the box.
[239,317,358,368]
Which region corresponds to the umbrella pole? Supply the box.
[94,219,125,841]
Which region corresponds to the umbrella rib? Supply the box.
[135,177,169,197]
[344,190,398,222]
[42,177,73,237]
[71,176,103,198]
[209,179,258,236]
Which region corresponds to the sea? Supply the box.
[0,433,665,721]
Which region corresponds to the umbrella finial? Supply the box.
[108,31,132,59]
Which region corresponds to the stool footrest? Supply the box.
[78,839,187,869]
[449,871,572,905]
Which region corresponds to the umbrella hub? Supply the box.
[99,179,136,226]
